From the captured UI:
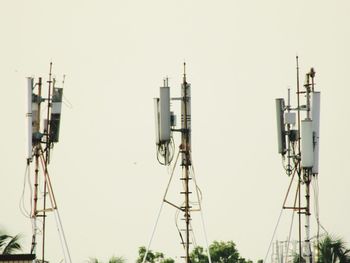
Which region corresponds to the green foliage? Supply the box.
[210,241,240,263]
[317,235,350,263]
[109,256,126,263]
[191,246,209,263]
[87,258,101,263]
[0,229,22,255]
[87,256,125,263]
[190,240,252,263]
[292,253,306,263]
[136,246,174,263]
[293,235,350,263]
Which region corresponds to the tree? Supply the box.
[210,241,240,263]
[191,246,209,263]
[293,235,350,263]
[190,241,252,263]
[136,246,174,263]
[0,230,22,255]
[87,256,125,263]
[318,235,350,263]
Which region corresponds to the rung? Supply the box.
[180,192,192,194]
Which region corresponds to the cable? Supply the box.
[163,150,180,200]
[19,164,32,218]
[142,201,165,263]
[143,150,181,263]
[175,203,186,250]
[284,206,296,263]
[190,221,198,248]
[264,208,284,263]
[311,177,328,238]
[189,155,212,263]
[156,138,176,166]
[54,209,72,263]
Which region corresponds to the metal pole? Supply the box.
[304,70,312,263]
[31,77,41,255]
[42,63,53,263]
[304,170,312,263]
[296,56,303,263]
[181,63,191,263]
[31,149,39,254]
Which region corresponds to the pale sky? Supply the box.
[1,1,350,262]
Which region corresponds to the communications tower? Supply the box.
[275,58,321,263]
[145,64,211,263]
[25,63,72,263]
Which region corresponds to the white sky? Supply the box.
[1,1,350,262]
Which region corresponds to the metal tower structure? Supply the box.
[148,63,211,263]
[25,63,72,263]
[275,57,321,263]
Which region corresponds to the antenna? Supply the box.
[183,62,187,83]
[154,77,174,165]
[26,77,33,163]
[275,98,286,155]
[274,59,321,263]
[25,63,72,263]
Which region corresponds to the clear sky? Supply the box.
[1,1,350,262]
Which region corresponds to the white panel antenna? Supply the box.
[301,119,314,168]
[26,77,33,161]
[154,78,174,166]
[159,85,171,142]
[311,92,321,173]
[153,98,160,145]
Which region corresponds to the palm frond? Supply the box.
[87,257,101,263]
[0,234,12,252]
[2,234,22,255]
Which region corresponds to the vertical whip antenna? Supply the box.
[183,62,187,84]
[295,55,303,263]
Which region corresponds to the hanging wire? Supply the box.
[143,150,180,263]
[311,177,328,238]
[264,208,284,263]
[19,164,32,218]
[284,205,296,263]
[157,138,176,166]
[142,201,166,263]
[53,209,73,263]
[189,154,212,263]
[175,206,186,249]
[163,150,180,200]
[190,220,198,248]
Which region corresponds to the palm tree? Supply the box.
[0,230,22,255]
[318,235,350,263]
